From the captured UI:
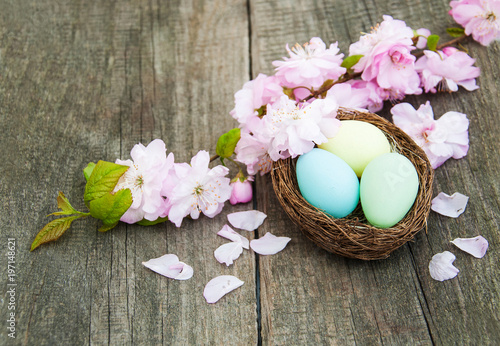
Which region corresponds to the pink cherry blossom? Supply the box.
[391,102,469,168]
[264,95,340,160]
[114,139,174,224]
[230,73,284,126]
[349,15,421,97]
[167,150,232,227]
[324,82,371,110]
[235,129,274,176]
[229,175,254,205]
[449,0,500,46]
[415,48,480,93]
[415,28,432,49]
[273,37,346,92]
[451,236,489,258]
[348,80,385,112]
[429,251,460,281]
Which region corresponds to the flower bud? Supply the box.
[229,175,254,205]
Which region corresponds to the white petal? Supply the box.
[431,192,469,218]
[217,224,249,249]
[142,254,193,280]
[203,275,244,304]
[227,210,267,231]
[428,251,459,281]
[451,236,489,258]
[250,232,291,255]
[214,242,244,266]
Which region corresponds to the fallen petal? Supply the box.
[250,232,291,255]
[214,242,244,266]
[142,254,193,280]
[227,210,267,231]
[429,251,459,281]
[451,236,489,258]
[203,275,244,304]
[431,192,469,218]
[217,224,249,249]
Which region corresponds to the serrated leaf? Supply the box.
[89,188,132,226]
[31,215,82,251]
[137,216,169,226]
[84,160,129,206]
[216,128,241,159]
[427,35,440,51]
[446,27,465,38]
[49,191,83,216]
[341,55,363,70]
[83,162,96,181]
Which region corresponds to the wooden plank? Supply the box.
[0,0,257,344]
[251,0,500,344]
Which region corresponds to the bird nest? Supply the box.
[271,107,434,260]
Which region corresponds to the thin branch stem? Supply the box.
[210,154,219,162]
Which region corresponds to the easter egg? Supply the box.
[360,153,419,228]
[296,148,359,218]
[318,120,391,177]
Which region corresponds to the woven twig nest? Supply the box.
[271,107,434,260]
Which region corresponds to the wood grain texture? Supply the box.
[251,0,500,344]
[1,0,499,345]
[0,0,257,345]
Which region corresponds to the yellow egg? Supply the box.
[318,120,391,177]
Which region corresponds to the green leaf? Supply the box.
[49,191,84,216]
[84,160,129,206]
[282,86,295,100]
[427,35,440,51]
[216,128,241,159]
[83,162,96,181]
[255,105,267,118]
[89,189,132,228]
[341,55,363,70]
[31,215,83,251]
[98,222,119,233]
[137,216,169,226]
[446,27,466,38]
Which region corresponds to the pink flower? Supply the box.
[391,102,469,168]
[114,139,174,224]
[263,95,340,160]
[230,73,284,126]
[167,150,232,227]
[229,175,254,205]
[415,48,480,93]
[349,16,421,97]
[449,0,500,46]
[415,28,432,49]
[273,37,346,92]
[324,82,371,110]
[348,80,386,112]
[235,129,273,176]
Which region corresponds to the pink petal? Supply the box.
[451,236,489,258]
[429,251,459,281]
[203,275,244,304]
[227,210,267,231]
[250,232,291,255]
[214,242,244,266]
[142,254,193,280]
[431,192,469,217]
[217,224,249,249]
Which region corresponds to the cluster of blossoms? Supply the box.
[115,1,499,223]
[114,139,232,226]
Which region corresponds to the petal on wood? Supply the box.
[203,275,244,304]
[451,236,489,258]
[429,251,459,281]
[250,232,291,255]
[214,242,244,266]
[431,192,469,217]
[142,254,193,280]
[217,224,249,249]
[227,210,267,231]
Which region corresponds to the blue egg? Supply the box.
[296,148,359,218]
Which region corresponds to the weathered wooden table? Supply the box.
[1,0,499,344]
